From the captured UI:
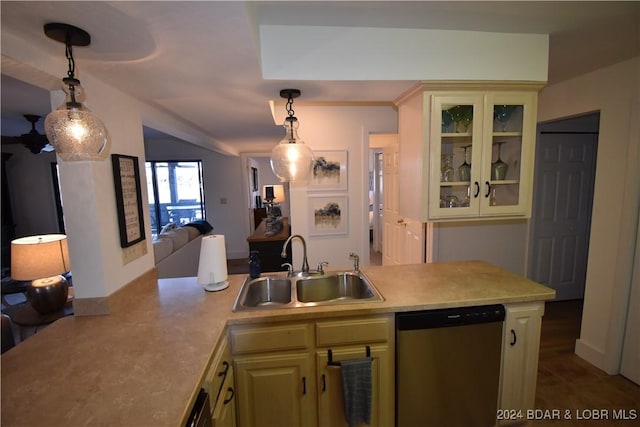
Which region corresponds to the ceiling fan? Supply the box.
[1,114,54,154]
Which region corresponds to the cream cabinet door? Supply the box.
[479,92,538,217]
[499,302,545,425]
[212,365,236,427]
[315,345,393,427]
[234,352,316,427]
[428,93,484,220]
[429,91,538,220]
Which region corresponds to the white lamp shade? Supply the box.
[263,185,286,203]
[44,83,108,161]
[11,234,71,280]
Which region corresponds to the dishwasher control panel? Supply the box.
[396,304,505,330]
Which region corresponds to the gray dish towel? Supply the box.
[340,357,372,427]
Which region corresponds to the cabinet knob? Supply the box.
[397,219,406,225]
[510,329,517,346]
[485,182,491,198]
[474,182,480,198]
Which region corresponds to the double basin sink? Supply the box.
[232,271,384,312]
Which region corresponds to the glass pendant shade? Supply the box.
[270,118,314,182]
[44,82,108,161]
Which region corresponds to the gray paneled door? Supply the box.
[529,132,597,300]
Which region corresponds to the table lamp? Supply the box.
[10,234,71,314]
[263,185,286,236]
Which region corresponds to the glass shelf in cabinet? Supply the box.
[492,131,522,137]
[443,131,472,137]
[488,179,519,185]
[439,181,471,187]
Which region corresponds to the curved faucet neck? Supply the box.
[282,234,309,274]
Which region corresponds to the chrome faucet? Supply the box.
[281,234,310,276]
[349,252,360,273]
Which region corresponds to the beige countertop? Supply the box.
[0,260,554,427]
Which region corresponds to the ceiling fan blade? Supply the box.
[1,136,25,145]
[1,115,52,154]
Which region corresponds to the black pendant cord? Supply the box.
[65,40,75,80]
[64,40,80,106]
[286,94,295,142]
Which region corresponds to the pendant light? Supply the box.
[270,89,314,182]
[43,23,108,161]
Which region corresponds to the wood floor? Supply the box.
[533,299,640,426]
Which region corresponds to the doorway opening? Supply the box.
[527,112,599,301]
[370,150,383,265]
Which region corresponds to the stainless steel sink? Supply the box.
[296,272,377,303]
[236,277,292,308]
[232,271,383,312]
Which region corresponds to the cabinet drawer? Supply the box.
[316,316,392,347]
[230,323,311,355]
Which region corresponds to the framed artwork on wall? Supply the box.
[251,166,258,192]
[308,194,348,236]
[111,154,146,248]
[308,150,348,191]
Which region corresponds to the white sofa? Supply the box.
[153,224,210,279]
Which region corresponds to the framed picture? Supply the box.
[111,154,146,248]
[309,150,347,191]
[251,166,258,192]
[308,194,348,236]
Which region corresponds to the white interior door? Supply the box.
[382,143,402,265]
[403,218,425,264]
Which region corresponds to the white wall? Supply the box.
[537,57,640,374]
[53,73,154,299]
[3,146,59,238]
[433,220,528,275]
[288,105,397,270]
[145,138,248,259]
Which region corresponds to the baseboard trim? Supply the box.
[575,338,607,371]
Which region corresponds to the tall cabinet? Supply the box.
[396,82,543,222]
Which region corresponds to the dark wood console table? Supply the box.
[247,217,292,272]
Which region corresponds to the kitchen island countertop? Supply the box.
[0,260,554,427]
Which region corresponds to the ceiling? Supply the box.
[1,1,638,154]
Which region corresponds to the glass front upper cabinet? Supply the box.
[429,92,537,220]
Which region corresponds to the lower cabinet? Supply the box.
[203,334,237,427]
[234,352,316,427]
[316,345,392,427]
[214,306,544,427]
[229,314,394,427]
[498,302,545,425]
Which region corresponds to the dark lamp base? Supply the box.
[28,275,69,315]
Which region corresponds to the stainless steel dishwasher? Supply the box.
[396,304,505,427]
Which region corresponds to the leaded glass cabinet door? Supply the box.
[429,94,484,219]
[479,92,537,217]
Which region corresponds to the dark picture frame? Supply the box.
[111,154,146,248]
[251,166,258,191]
